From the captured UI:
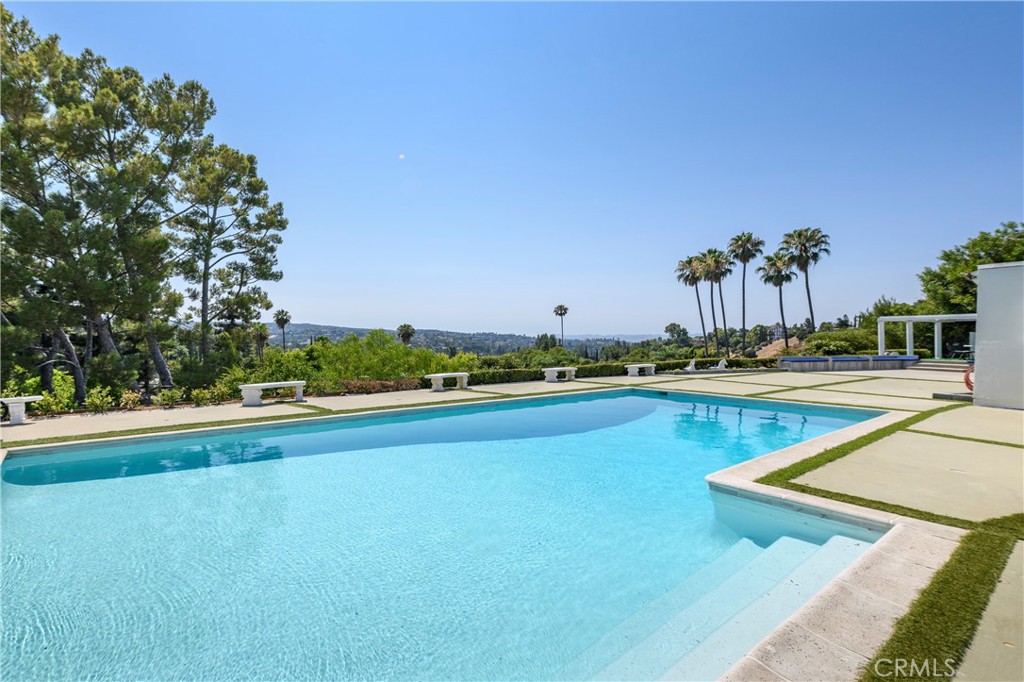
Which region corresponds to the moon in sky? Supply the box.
[398,153,406,160]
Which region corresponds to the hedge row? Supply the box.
[655,358,777,371]
[413,358,778,389]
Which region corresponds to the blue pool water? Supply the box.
[1,390,880,680]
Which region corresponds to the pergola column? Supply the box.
[934,321,943,359]
[905,321,914,356]
[877,320,885,354]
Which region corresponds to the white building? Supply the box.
[973,261,1023,410]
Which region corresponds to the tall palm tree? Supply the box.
[273,309,291,350]
[695,250,719,355]
[252,323,270,362]
[703,248,734,356]
[728,232,766,357]
[675,256,709,355]
[780,227,831,332]
[553,304,569,345]
[396,323,416,345]
[757,251,798,349]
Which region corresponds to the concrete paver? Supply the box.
[575,374,675,386]
[913,405,1024,446]
[304,388,492,411]
[719,372,874,388]
[837,369,971,382]
[958,542,1024,682]
[772,388,944,412]
[795,431,1024,521]
[654,378,786,396]
[826,377,967,400]
[476,380,600,395]
[0,401,307,445]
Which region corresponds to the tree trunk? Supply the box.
[804,268,815,331]
[96,316,120,355]
[147,333,174,388]
[84,318,95,371]
[694,286,708,355]
[740,262,747,356]
[200,262,211,362]
[54,327,87,404]
[779,286,789,349]
[708,282,719,356]
[560,317,564,345]
[40,334,56,393]
[718,279,730,357]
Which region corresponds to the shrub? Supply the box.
[119,390,143,410]
[804,329,876,352]
[574,363,629,378]
[156,387,185,408]
[657,358,777,370]
[190,387,215,407]
[30,371,78,415]
[341,379,421,394]
[85,386,115,414]
[458,369,545,387]
[307,377,340,396]
[802,339,856,356]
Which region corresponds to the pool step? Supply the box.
[592,536,821,681]
[659,534,871,681]
[553,539,764,680]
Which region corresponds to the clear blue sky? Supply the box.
[13,2,1023,337]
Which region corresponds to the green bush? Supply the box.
[119,390,143,410]
[804,329,876,352]
[190,387,215,407]
[85,386,114,414]
[657,358,778,370]
[31,371,78,415]
[156,387,185,408]
[342,379,421,394]
[802,339,856,356]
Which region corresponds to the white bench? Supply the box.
[1,395,43,425]
[543,366,577,382]
[424,372,470,392]
[239,381,306,407]
[625,363,656,377]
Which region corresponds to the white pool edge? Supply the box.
[704,412,966,682]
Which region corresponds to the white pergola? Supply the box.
[877,313,977,358]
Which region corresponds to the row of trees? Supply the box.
[676,228,831,355]
[1,6,288,401]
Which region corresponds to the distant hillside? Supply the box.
[267,323,641,355]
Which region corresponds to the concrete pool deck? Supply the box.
[1,368,1021,681]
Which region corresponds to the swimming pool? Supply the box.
[2,389,883,680]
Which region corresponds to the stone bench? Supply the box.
[542,367,577,382]
[239,381,306,407]
[1,395,43,425]
[424,372,470,392]
[625,363,657,377]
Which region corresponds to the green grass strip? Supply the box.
[903,428,1024,449]
[859,514,1024,682]
[282,402,334,414]
[756,402,967,487]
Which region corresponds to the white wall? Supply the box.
[974,261,1023,410]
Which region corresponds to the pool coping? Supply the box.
[0,385,964,681]
[700,408,967,682]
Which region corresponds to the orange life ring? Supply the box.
[964,365,975,391]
